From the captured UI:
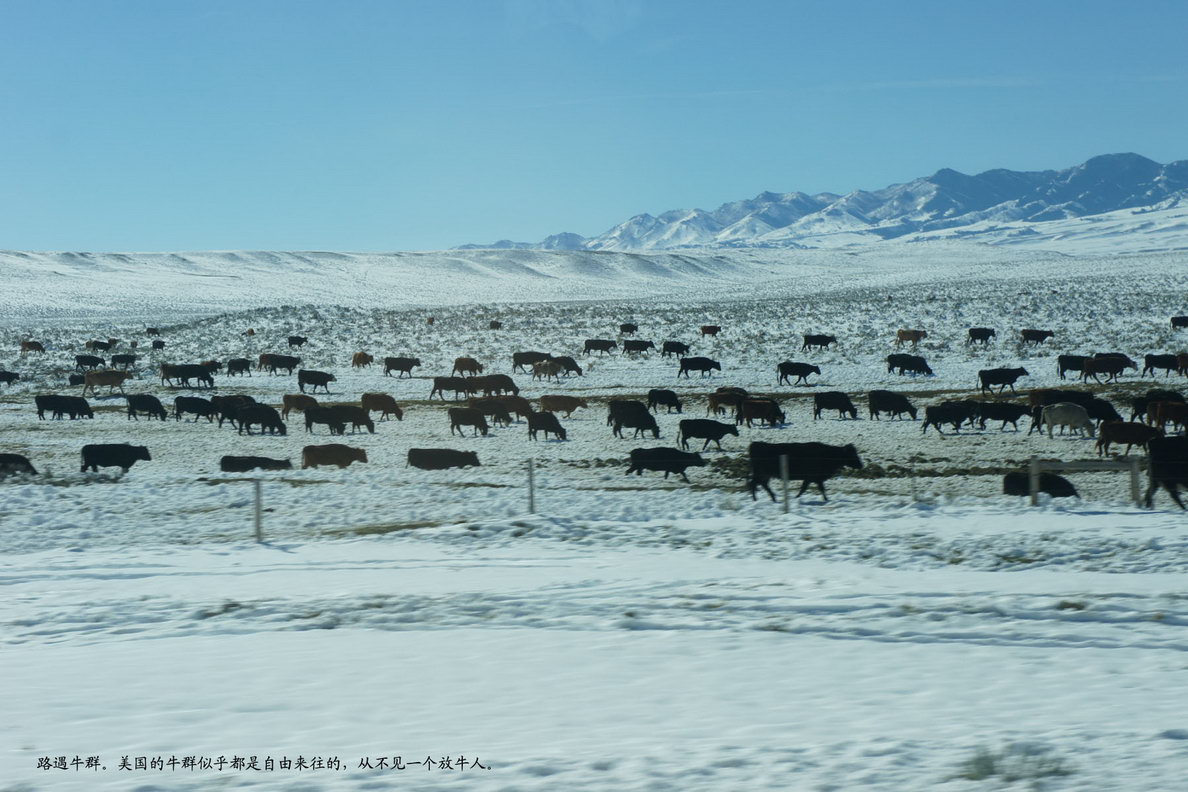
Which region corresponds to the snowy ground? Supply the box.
[2,244,1188,790]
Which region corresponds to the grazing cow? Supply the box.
[625,447,706,482]
[174,396,217,422]
[111,354,137,369]
[146,327,160,336]
[259,353,300,375]
[304,406,347,436]
[623,339,656,356]
[620,323,638,335]
[302,444,367,469]
[0,453,37,476]
[1171,316,1188,329]
[219,456,292,473]
[227,358,252,377]
[83,369,132,397]
[452,357,483,377]
[707,387,748,417]
[867,390,917,421]
[86,339,112,352]
[607,400,660,439]
[584,339,617,355]
[527,411,567,441]
[1002,472,1078,499]
[469,374,520,396]
[35,394,93,420]
[679,357,722,378]
[1179,353,1188,376]
[1057,354,1089,380]
[490,394,534,421]
[1144,436,1188,508]
[1029,389,1095,410]
[886,353,933,376]
[978,367,1029,394]
[489,320,502,330]
[382,356,421,377]
[325,405,374,434]
[151,339,166,350]
[1096,422,1161,457]
[894,329,926,347]
[921,402,978,435]
[288,335,308,348]
[539,394,588,417]
[237,405,288,436]
[700,325,720,337]
[0,371,20,386]
[551,355,583,376]
[68,374,85,386]
[974,401,1031,430]
[777,361,819,385]
[159,363,214,388]
[801,334,837,351]
[532,360,564,381]
[661,341,690,358]
[1154,401,1188,434]
[20,340,45,354]
[513,351,552,373]
[746,441,863,502]
[1130,389,1185,423]
[361,393,403,421]
[211,395,257,428]
[297,369,336,394]
[351,352,374,368]
[967,327,996,344]
[1020,329,1054,346]
[1080,356,1134,384]
[677,418,738,451]
[647,389,682,414]
[126,394,168,421]
[813,391,857,420]
[80,443,151,473]
[1142,354,1180,378]
[281,393,319,420]
[468,398,513,427]
[739,398,786,428]
[1084,397,1123,425]
[408,448,480,470]
[75,354,105,370]
[449,407,490,437]
[1039,402,1095,438]
[201,359,222,375]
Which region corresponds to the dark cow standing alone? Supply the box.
[384,357,421,377]
[967,327,996,344]
[886,354,933,376]
[298,369,336,394]
[1020,329,1054,346]
[813,392,857,420]
[867,390,916,421]
[802,334,837,351]
[527,411,567,441]
[746,441,863,502]
[777,361,819,385]
[81,444,151,473]
[288,335,308,348]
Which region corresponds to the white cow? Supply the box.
[1040,402,1095,438]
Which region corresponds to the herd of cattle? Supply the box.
[2,315,1188,507]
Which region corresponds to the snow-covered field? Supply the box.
[2,244,1188,790]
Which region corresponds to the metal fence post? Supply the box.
[779,454,789,514]
[253,479,263,542]
[527,458,536,514]
[1028,456,1041,507]
[1129,458,1141,508]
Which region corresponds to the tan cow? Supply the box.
[351,352,374,368]
[895,329,927,347]
[82,369,132,397]
[19,340,45,354]
[539,395,588,417]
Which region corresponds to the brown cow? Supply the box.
[1020,329,1054,346]
[20,340,45,354]
[706,387,748,417]
[452,356,483,376]
[1179,353,1188,376]
[302,444,368,469]
[361,392,403,421]
[82,369,132,397]
[539,395,588,417]
[351,352,374,368]
[1081,356,1134,384]
[281,393,319,420]
[244,328,256,336]
[490,394,534,421]
[1096,421,1161,457]
[738,398,786,427]
[1155,401,1188,434]
[894,329,926,347]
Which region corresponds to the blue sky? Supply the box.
[2,0,1186,251]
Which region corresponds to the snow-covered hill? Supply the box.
[461,153,1188,254]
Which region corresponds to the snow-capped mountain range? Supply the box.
[459,153,1188,252]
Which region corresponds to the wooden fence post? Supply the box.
[527,458,536,514]
[779,454,789,514]
[1129,457,1141,508]
[1028,456,1041,507]
[253,479,263,542]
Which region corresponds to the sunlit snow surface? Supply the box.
[2,243,1188,791]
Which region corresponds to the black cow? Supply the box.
[126,394,168,421]
[1003,472,1079,499]
[979,367,1029,394]
[304,406,348,435]
[619,323,638,335]
[1144,436,1188,508]
[227,358,252,377]
[430,376,473,400]
[1171,316,1188,329]
[680,357,721,378]
[0,453,37,476]
[212,394,258,428]
[383,356,421,377]
[624,339,656,356]
[75,354,104,370]
[261,354,300,375]
[298,369,335,394]
[0,370,21,387]
[746,441,863,502]
[1143,354,1180,378]
[661,341,690,358]
[777,361,819,385]
[967,327,996,344]
[584,339,617,355]
[801,334,837,351]
[80,443,151,473]
[407,448,481,470]
[813,391,857,419]
[174,396,217,422]
[974,401,1031,430]
[68,374,85,386]
[677,419,738,451]
[1020,329,1054,345]
[111,354,137,369]
[647,389,683,414]
[151,339,166,350]
[469,398,513,427]
[608,400,660,439]
[237,405,288,435]
[219,456,292,473]
[922,402,978,434]
[35,394,94,420]
[1057,354,1089,380]
[161,364,214,388]
[513,351,552,372]
[867,390,916,421]
[1084,397,1123,425]
[449,407,489,437]
[551,355,583,376]
[625,448,706,482]
[886,354,933,376]
[288,335,308,347]
[527,411,567,441]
